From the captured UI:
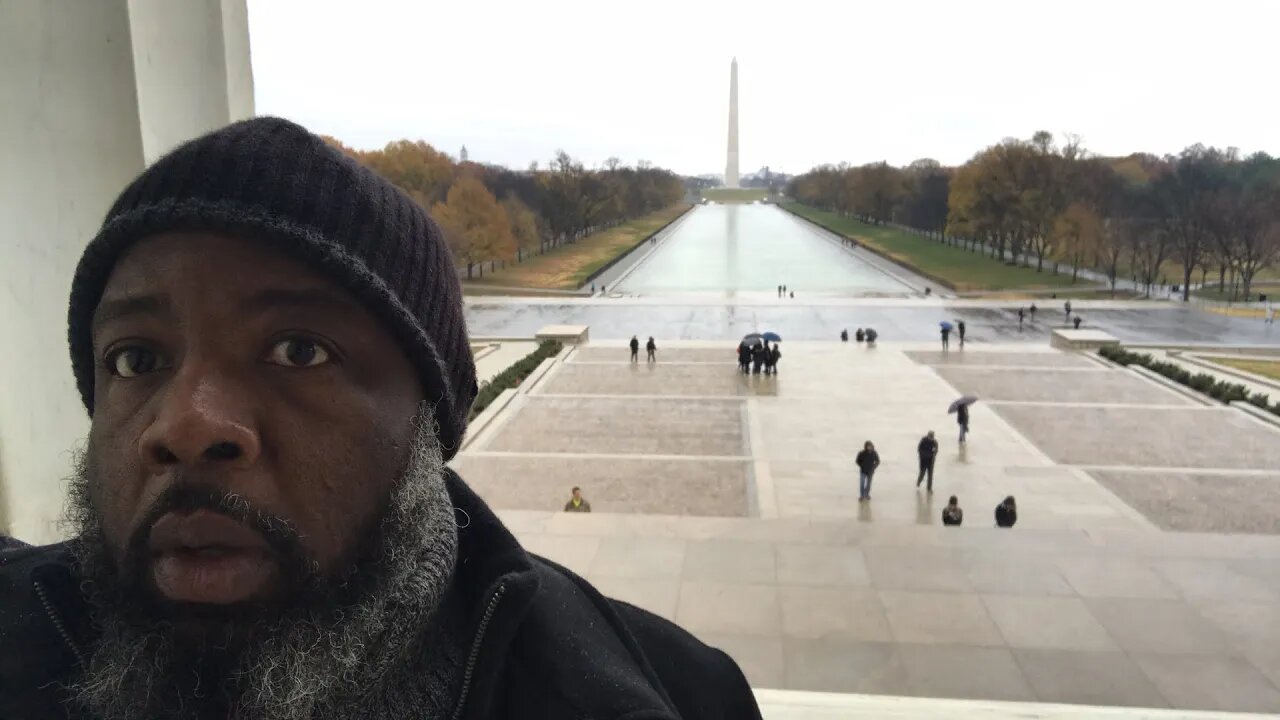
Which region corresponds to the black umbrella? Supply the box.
[741,333,764,347]
[948,395,979,414]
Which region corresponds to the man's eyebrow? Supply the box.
[240,287,362,316]
[93,295,169,330]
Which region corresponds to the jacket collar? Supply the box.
[10,472,675,720]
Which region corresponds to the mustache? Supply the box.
[121,482,317,596]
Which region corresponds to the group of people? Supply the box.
[737,341,782,374]
[776,284,794,298]
[940,320,966,349]
[840,328,877,343]
[940,495,1018,528]
[629,335,657,362]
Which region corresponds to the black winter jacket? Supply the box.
[855,449,880,474]
[0,472,761,720]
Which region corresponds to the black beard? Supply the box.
[63,410,459,720]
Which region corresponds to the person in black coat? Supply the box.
[855,441,880,501]
[770,344,782,373]
[751,344,764,375]
[841,329,849,342]
[957,403,970,445]
[737,342,750,373]
[996,496,1018,528]
[629,335,640,363]
[942,496,963,526]
[957,320,966,346]
[646,336,657,362]
[855,328,865,342]
[941,325,951,350]
[916,430,939,491]
[0,119,761,720]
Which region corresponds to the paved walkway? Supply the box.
[471,340,538,385]
[451,340,1280,712]
[465,299,1280,347]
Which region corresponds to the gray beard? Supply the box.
[63,410,460,720]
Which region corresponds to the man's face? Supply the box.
[572,488,582,501]
[87,232,424,608]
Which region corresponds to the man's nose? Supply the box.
[139,366,261,471]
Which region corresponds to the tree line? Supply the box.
[788,133,1280,301]
[325,138,686,278]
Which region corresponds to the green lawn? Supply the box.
[1193,282,1280,303]
[466,205,690,291]
[702,188,771,203]
[783,204,1087,292]
[1213,358,1280,382]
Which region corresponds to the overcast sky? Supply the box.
[248,0,1277,177]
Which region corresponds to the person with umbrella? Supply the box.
[949,396,977,445]
[761,332,782,374]
[855,440,880,502]
[940,321,952,350]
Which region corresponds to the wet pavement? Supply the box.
[466,299,1280,346]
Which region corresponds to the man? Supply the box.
[646,336,657,363]
[957,402,971,445]
[1064,300,1072,320]
[996,496,1018,528]
[1073,316,1082,330]
[957,320,966,347]
[0,118,759,720]
[751,344,764,375]
[563,487,591,513]
[855,441,880,502]
[770,343,782,374]
[1018,307,1025,328]
[942,496,963,526]
[629,335,640,363]
[940,325,951,350]
[736,341,750,374]
[916,431,938,492]
[1029,302,1037,320]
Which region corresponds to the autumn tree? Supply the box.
[432,176,514,279]
[502,194,542,262]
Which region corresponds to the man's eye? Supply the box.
[266,338,331,368]
[107,347,164,378]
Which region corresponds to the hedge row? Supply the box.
[469,340,563,420]
[1099,345,1280,416]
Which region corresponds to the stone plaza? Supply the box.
[454,338,1280,713]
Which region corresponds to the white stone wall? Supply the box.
[0,0,253,542]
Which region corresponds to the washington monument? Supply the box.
[725,57,739,188]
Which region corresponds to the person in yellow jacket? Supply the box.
[564,486,592,512]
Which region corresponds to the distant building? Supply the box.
[460,144,469,162]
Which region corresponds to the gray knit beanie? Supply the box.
[67,117,476,459]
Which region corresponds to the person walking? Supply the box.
[841,329,849,342]
[1018,307,1025,328]
[1029,303,1037,321]
[995,496,1018,528]
[916,430,938,492]
[630,335,640,363]
[1073,316,1082,330]
[564,487,592,513]
[941,325,951,350]
[942,496,964,526]
[957,402,970,445]
[789,291,794,299]
[1064,300,1072,321]
[856,441,880,501]
[646,336,657,363]
[957,320,967,347]
[1266,300,1274,325]
[777,284,783,298]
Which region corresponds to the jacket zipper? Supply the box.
[33,579,87,670]
[451,583,506,720]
